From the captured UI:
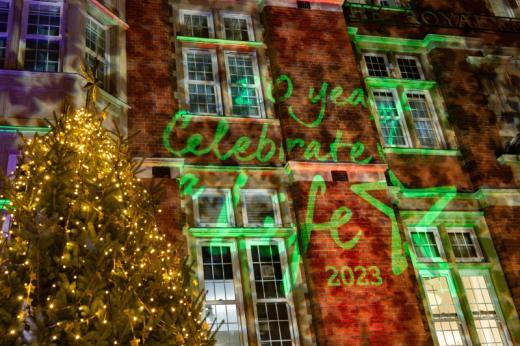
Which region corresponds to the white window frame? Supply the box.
[182,48,223,115]
[459,270,513,345]
[420,270,471,346]
[85,14,109,88]
[21,0,64,72]
[446,227,484,263]
[408,227,445,262]
[396,55,425,80]
[179,9,214,38]
[224,50,266,118]
[371,88,413,148]
[362,52,391,78]
[240,189,282,227]
[220,12,254,42]
[0,0,12,67]
[246,238,300,346]
[405,89,446,149]
[195,239,249,346]
[193,188,235,227]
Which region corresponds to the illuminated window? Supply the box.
[461,274,511,345]
[250,242,297,345]
[221,13,253,41]
[240,189,282,227]
[200,243,245,346]
[373,89,409,146]
[447,228,484,262]
[225,52,265,118]
[196,240,300,346]
[180,10,213,38]
[22,0,63,72]
[397,56,424,80]
[406,91,442,148]
[363,53,390,77]
[0,0,9,68]
[85,16,108,88]
[409,227,444,261]
[183,49,222,115]
[421,274,468,346]
[193,188,234,227]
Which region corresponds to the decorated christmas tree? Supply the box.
[0,77,214,345]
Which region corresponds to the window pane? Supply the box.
[461,275,508,346]
[24,39,59,72]
[410,229,441,259]
[397,57,422,80]
[186,51,218,114]
[183,13,210,37]
[407,92,439,148]
[374,90,407,146]
[27,3,61,36]
[202,245,242,346]
[242,191,279,226]
[227,54,261,117]
[364,55,389,77]
[0,1,8,33]
[448,229,480,260]
[257,302,293,345]
[0,37,5,68]
[85,17,107,87]
[423,276,466,346]
[196,191,231,226]
[224,17,250,41]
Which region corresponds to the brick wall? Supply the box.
[291,179,432,345]
[127,0,176,157]
[262,6,381,164]
[484,206,520,309]
[429,49,516,189]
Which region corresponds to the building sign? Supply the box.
[345,3,520,34]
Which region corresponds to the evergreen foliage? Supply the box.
[0,105,214,345]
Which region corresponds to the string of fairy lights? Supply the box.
[0,108,212,344]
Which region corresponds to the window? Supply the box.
[421,274,468,346]
[249,242,296,345]
[85,15,108,88]
[241,189,281,227]
[406,91,442,148]
[183,49,222,115]
[0,0,9,68]
[197,240,299,346]
[363,53,390,77]
[397,56,424,80]
[23,0,63,72]
[221,13,253,41]
[461,274,510,345]
[373,90,409,147]
[447,228,484,262]
[200,243,245,346]
[409,227,443,261]
[180,10,213,38]
[193,189,234,227]
[225,52,265,118]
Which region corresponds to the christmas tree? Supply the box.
[0,81,214,345]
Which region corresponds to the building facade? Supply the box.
[1,0,520,345]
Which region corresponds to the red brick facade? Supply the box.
[126,0,520,345]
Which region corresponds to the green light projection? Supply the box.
[167,71,459,293]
